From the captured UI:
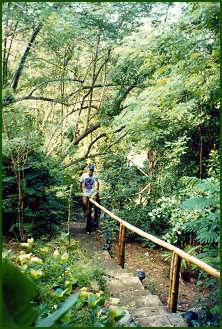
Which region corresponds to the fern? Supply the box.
[196,181,219,194]
[184,213,219,245]
[183,218,202,233]
[196,231,219,244]
[181,176,219,272]
[181,197,216,210]
[180,176,199,188]
[161,245,200,273]
[197,249,220,270]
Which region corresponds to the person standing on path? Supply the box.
[80,165,99,233]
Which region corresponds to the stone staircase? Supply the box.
[106,270,187,327]
[68,219,187,327]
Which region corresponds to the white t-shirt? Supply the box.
[80,173,99,195]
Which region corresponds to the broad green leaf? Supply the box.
[2,263,37,328]
[108,306,125,321]
[54,287,65,297]
[35,291,81,327]
[88,294,97,309]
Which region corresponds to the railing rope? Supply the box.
[89,198,220,312]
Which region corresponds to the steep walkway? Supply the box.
[68,217,187,327]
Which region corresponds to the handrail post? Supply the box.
[118,223,125,268]
[89,198,220,279]
[168,252,181,312]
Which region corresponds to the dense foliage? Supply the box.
[2,236,126,327]
[2,152,67,239]
[2,2,220,327]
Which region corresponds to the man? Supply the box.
[80,165,99,233]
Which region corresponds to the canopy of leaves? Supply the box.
[2,0,220,272]
[2,3,220,327]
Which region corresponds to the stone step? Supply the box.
[135,312,187,327]
[108,271,135,279]
[132,305,167,318]
[119,292,163,309]
[107,276,144,295]
[71,230,187,327]
[117,288,153,301]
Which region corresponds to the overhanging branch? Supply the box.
[61,133,107,170]
[27,78,84,97]
[11,23,42,92]
[61,127,127,170]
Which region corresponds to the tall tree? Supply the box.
[111,2,220,189]
[3,2,156,163]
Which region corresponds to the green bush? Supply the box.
[2,152,67,239]
[2,235,127,327]
[191,288,220,327]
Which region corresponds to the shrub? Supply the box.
[2,152,67,239]
[2,235,127,327]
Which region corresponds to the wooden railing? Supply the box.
[89,198,220,313]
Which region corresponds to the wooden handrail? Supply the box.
[90,198,220,278]
[89,198,220,312]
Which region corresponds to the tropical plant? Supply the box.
[181,177,220,270]
[2,236,127,327]
[2,152,67,240]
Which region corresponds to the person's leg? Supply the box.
[84,197,92,233]
[94,194,101,223]
[82,196,88,216]
[94,205,99,229]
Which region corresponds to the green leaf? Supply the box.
[196,181,219,193]
[196,231,219,244]
[96,296,105,307]
[108,306,125,321]
[35,291,81,327]
[54,287,65,297]
[24,187,37,195]
[2,262,37,328]
[88,294,97,309]
[180,197,215,210]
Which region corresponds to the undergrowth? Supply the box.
[2,233,127,327]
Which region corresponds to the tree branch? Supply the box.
[3,95,73,107]
[47,122,101,156]
[64,83,119,101]
[65,123,125,154]
[128,158,149,177]
[27,78,84,97]
[2,83,122,108]
[130,183,151,196]
[3,21,19,86]
[11,23,42,92]
[105,131,128,151]
[61,126,127,170]
[68,122,101,148]
[62,133,107,169]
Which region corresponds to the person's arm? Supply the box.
[80,182,83,193]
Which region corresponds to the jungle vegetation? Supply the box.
[2,2,220,327]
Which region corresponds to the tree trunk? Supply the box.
[12,23,42,92]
